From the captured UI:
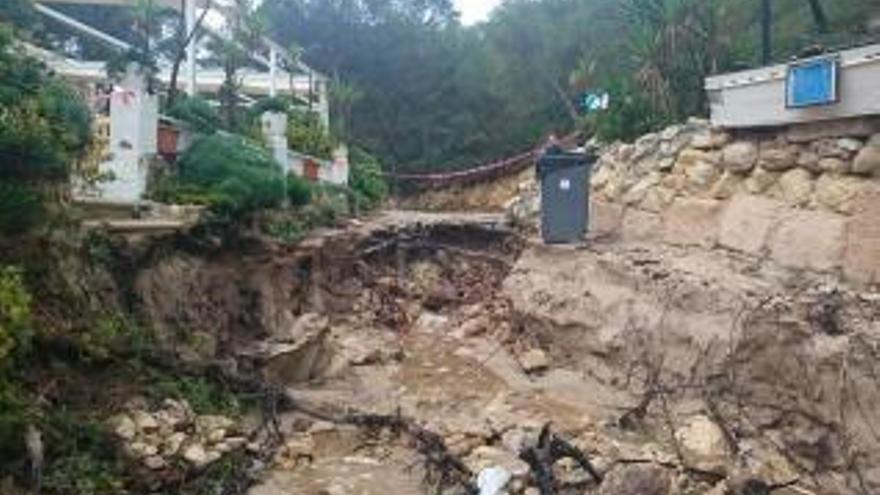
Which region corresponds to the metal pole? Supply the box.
[185,0,197,95]
[761,0,772,65]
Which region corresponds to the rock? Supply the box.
[719,195,785,255]
[622,173,661,206]
[660,125,682,141]
[759,144,797,171]
[639,186,676,212]
[797,151,821,173]
[109,414,137,441]
[144,455,167,470]
[837,138,863,153]
[675,415,728,474]
[524,488,541,495]
[632,133,660,161]
[597,464,671,495]
[685,160,719,189]
[744,167,779,194]
[617,144,635,162]
[691,130,730,150]
[721,142,758,173]
[182,443,213,468]
[776,168,814,206]
[162,432,187,457]
[519,349,550,373]
[655,157,675,172]
[674,149,711,171]
[477,467,512,495]
[818,157,850,175]
[128,441,158,459]
[206,428,227,445]
[709,171,743,200]
[769,209,846,272]
[591,163,616,191]
[262,328,334,385]
[815,174,865,213]
[132,411,160,433]
[467,446,530,479]
[812,139,850,159]
[217,436,247,453]
[852,144,880,175]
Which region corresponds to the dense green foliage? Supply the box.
[157,133,286,213]
[262,0,880,168]
[167,95,221,134]
[349,147,388,210]
[0,23,90,234]
[0,267,31,366]
[287,110,335,159]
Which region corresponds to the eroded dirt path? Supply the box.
[240,212,880,495]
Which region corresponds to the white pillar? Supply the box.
[185,0,197,96]
[269,47,278,98]
[261,111,289,171]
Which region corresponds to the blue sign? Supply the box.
[580,91,609,114]
[786,58,838,108]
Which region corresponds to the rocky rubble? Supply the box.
[108,398,245,472]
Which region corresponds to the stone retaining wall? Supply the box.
[591,117,880,286]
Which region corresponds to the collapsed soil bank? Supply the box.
[87,210,880,494]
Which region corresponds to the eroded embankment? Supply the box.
[125,212,880,495]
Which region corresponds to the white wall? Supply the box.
[706,44,880,128]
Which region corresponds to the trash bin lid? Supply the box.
[537,149,595,179]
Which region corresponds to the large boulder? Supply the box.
[721,142,759,173]
[776,168,814,207]
[675,415,729,474]
[719,195,785,255]
[815,174,865,213]
[758,143,798,171]
[744,167,779,195]
[852,135,880,175]
[768,209,846,272]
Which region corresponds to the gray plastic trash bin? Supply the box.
[537,146,594,244]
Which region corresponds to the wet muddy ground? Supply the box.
[230,212,880,495]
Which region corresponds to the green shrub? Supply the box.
[167,95,221,134]
[586,78,671,143]
[175,133,286,214]
[0,183,43,235]
[0,24,90,236]
[349,147,387,210]
[0,266,31,367]
[287,110,334,159]
[286,173,312,207]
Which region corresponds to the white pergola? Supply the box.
[37,0,346,204]
[33,0,328,122]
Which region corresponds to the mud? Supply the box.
[131,212,880,495]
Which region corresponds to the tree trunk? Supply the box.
[168,0,210,107]
[806,0,829,33]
